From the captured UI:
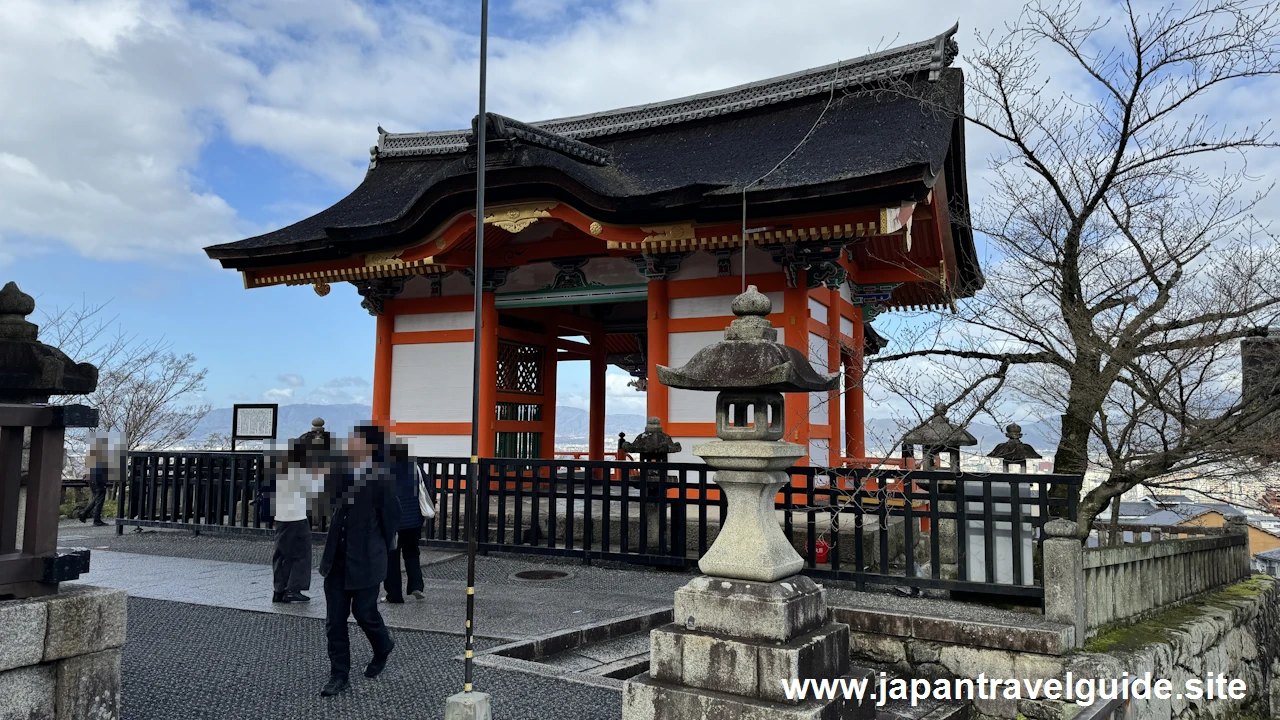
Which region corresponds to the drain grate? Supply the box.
[510,569,571,581]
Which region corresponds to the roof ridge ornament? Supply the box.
[466,112,612,166]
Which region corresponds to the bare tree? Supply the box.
[873,0,1280,534]
[40,298,211,474]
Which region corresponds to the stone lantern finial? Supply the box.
[0,282,98,403]
[989,422,1043,469]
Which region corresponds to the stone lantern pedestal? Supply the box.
[621,287,873,719]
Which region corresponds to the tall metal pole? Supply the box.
[464,0,489,696]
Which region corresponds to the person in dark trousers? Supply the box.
[383,441,424,603]
[318,425,401,697]
[272,439,325,603]
[78,438,109,526]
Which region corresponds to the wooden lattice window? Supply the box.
[496,341,544,395]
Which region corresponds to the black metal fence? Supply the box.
[117,452,1081,598]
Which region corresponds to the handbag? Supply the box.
[415,462,437,520]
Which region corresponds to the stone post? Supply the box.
[1227,515,1251,580]
[1042,518,1085,648]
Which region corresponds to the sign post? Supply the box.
[231,404,279,451]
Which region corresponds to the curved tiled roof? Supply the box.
[375,24,958,161]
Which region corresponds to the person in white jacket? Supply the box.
[272,440,326,603]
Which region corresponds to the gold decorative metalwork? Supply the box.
[364,250,404,267]
[484,202,557,233]
[250,256,443,289]
[606,221,888,251]
[313,282,331,297]
[589,221,603,236]
[435,237,447,249]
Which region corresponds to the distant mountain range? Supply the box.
[186,404,1058,456]
[185,404,649,445]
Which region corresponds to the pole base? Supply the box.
[445,691,493,720]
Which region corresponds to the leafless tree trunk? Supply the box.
[874,0,1280,536]
[39,298,211,475]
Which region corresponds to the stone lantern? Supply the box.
[901,402,977,471]
[619,418,682,551]
[0,281,98,597]
[624,286,871,719]
[988,423,1042,472]
[0,282,125,720]
[618,417,681,463]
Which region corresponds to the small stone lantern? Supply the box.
[656,285,837,580]
[901,402,977,471]
[625,286,868,719]
[619,418,682,551]
[988,423,1042,472]
[618,417,681,463]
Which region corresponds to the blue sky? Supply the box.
[5,0,1277,420]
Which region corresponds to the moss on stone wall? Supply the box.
[1085,575,1274,654]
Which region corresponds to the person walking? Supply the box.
[319,425,401,697]
[271,439,324,603]
[78,438,109,527]
[383,441,424,603]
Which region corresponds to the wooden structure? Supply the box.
[0,282,97,599]
[205,27,981,467]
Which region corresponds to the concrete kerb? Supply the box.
[469,607,674,692]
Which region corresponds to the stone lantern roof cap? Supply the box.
[988,423,1042,462]
[902,402,977,448]
[0,282,98,403]
[656,286,839,393]
[619,417,683,455]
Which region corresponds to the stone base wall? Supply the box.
[843,576,1280,720]
[0,585,127,720]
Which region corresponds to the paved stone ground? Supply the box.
[123,596,623,720]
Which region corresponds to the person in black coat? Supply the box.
[383,441,425,603]
[78,438,110,526]
[318,425,401,697]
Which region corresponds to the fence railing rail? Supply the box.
[117,451,1083,599]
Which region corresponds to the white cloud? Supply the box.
[276,373,305,388]
[262,387,293,402]
[8,0,1277,266]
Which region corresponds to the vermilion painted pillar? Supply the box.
[478,293,499,458]
[589,329,607,461]
[827,299,842,464]
[846,309,866,460]
[783,272,809,463]
[372,313,394,426]
[646,279,669,422]
[540,321,559,460]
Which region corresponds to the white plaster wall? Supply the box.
[670,436,711,465]
[497,262,557,293]
[840,316,854,340]
[838,280,852,304]
[398,434,471,458]
[390,342,473,422]
[809,438,830,467]
[808,332,829,425]
[442,272,472,296]
[670,291,784,319]
[398,275,433,299]
[668,331,722,423]
[668,246,779,281]
[585,257,646,286]
[808,297,828,323]
[395,311,473,332]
